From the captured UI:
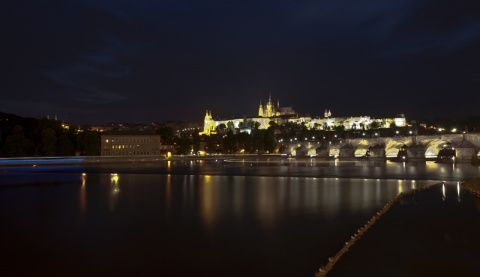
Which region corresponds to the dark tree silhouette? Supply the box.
[4,125,34,157]
[40,128,57,156]
[76,130,100,156]
[57,134,74,156]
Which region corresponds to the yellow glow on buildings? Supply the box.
[199,110,217,136]
[199,96,407,136]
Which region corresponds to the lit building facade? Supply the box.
[199,96,407,136]
[199,110,217,136]
[101,132,161,156]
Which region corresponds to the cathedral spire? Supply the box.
[324,109,332,118]
[258,100,264,117]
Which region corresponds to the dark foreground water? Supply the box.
[329,183,480,277]
[0,159,478,276]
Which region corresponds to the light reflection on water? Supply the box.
[200,175,215,230]
[1,160,478,276]
[79,173,87,217]
[109,173,120,212]
[457,181,461,200]
[133,174,425,232]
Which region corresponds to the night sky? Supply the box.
[2,0,480,124]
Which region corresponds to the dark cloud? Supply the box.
[1,0,479,124]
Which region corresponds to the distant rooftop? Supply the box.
[102,130,158,136]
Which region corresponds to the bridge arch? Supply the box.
[385,142,404,158]
[329,146,340,158]
[294,145,308,157]
[316,146,328,157]
[354,144,370,158]
[424,139,452,158]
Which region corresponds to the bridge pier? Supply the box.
[368,145,385,158]
[456,140,477,160]
[407,146,425,159]
[339,144,355,158]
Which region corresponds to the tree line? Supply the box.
[0,113,99,157]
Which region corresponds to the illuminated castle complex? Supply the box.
[199,96,406,136]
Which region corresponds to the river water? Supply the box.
[1,159,479,276]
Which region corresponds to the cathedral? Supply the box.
[258,95,295,117]
[258,95,279,117]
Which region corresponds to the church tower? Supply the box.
[265,94,273,117]
[258,100,264,117]
[259,95,280,117]
[324,109,332,118]
[200,110,216,136]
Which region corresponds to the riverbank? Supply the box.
[2,156,479,182]
[0,154,280,166]
[0,154,475,167]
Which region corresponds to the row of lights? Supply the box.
[277,128,456,143]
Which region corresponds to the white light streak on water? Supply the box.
[457,181,461,200]
[442,182,446,200]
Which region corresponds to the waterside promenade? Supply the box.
[317,180,480,277]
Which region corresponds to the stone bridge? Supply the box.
[286,133,480,160]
